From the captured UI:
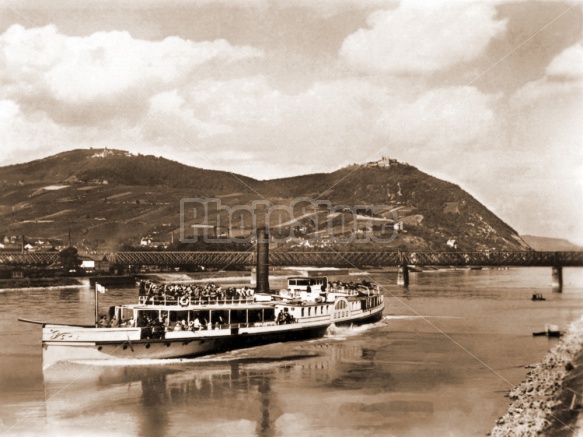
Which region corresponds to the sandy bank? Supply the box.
[490,315,583,436]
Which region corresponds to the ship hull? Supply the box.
[42,322,330,369]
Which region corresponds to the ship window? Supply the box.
[308,308,311,316]
[301,308,304,317]
[289,280,297,286]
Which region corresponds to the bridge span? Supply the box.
[1,250,581,289]
[101,250,583,269]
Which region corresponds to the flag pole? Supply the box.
[95,282,99,327]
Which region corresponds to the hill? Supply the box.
[521,235,582,252]
[0,149,531,254]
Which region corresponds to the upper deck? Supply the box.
[138,280,263,307]
[136,277,382,309]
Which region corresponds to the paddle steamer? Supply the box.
[24,230,384,369]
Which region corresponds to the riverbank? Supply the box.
[0,277,84,290]
[490,315,583,436]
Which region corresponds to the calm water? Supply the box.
[1,268,582,437]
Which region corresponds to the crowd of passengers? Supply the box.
[97,313,222,339]
[328,280,377,293]
[98,306,297,329]
[139,280,255,303]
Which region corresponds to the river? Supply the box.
[1,267,582,436]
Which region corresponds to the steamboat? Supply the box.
[22,230,384,369]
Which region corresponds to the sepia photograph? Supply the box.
[0,1,582,436]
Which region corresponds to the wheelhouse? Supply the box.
[287,276,328,292]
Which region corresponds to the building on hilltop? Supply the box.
[366,156,399,168]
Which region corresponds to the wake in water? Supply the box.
[385,315,464,320]
[62,344,322,369]
[324,318,387,339]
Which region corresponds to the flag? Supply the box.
[96,283,106,294]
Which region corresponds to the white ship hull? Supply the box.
[42,320,333,369]
[41,301,384,369]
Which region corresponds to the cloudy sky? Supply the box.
[1,0,582,244]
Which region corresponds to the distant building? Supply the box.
[63,175,82,184]
[89,179,109,185]
[366,156,399,168]
[80,256,96,271]
[447,238,458,249]
[139,236,170,248]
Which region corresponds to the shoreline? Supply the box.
[490,315,583,436]
[0,283,87,292]
[0,277,86,291]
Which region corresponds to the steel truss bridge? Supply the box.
[3,251,582,268]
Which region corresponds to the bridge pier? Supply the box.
[552,266,563,292]
[397,265,409,287]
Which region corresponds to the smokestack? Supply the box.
[256,227,270,293]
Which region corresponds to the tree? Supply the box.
[58,246,82,274]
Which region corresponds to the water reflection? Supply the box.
[43,356,303,436]
[2,268,582,436]
[41,328,470,436]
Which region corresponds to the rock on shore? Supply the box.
[490,315,583,436]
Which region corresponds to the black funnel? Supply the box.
[256,227,270,293]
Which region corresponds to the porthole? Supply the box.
[165,342,171,347]
[123,345,128,350]
[97,346,102,351]
[145,343,151,349]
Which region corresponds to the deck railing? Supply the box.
[138,295,257,306]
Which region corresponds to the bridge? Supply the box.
[2,250,582,289]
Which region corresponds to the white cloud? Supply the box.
[0,99,125,164]
[340,0,506,74]
[546,42,583,79]
[188,76,284,125]
[145,89,232,142]
[377,86,498,150]
[0,24,262,109]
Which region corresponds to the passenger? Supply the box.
[283,308,292,324]
[174,322,183,331]
[127,317,135,327]
[193,317,201,331]
[110,316,119,328]
[277,310,286,325]
[98,315,109,328]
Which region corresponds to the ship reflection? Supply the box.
[43,357,302,436]
[42,335,452,435]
